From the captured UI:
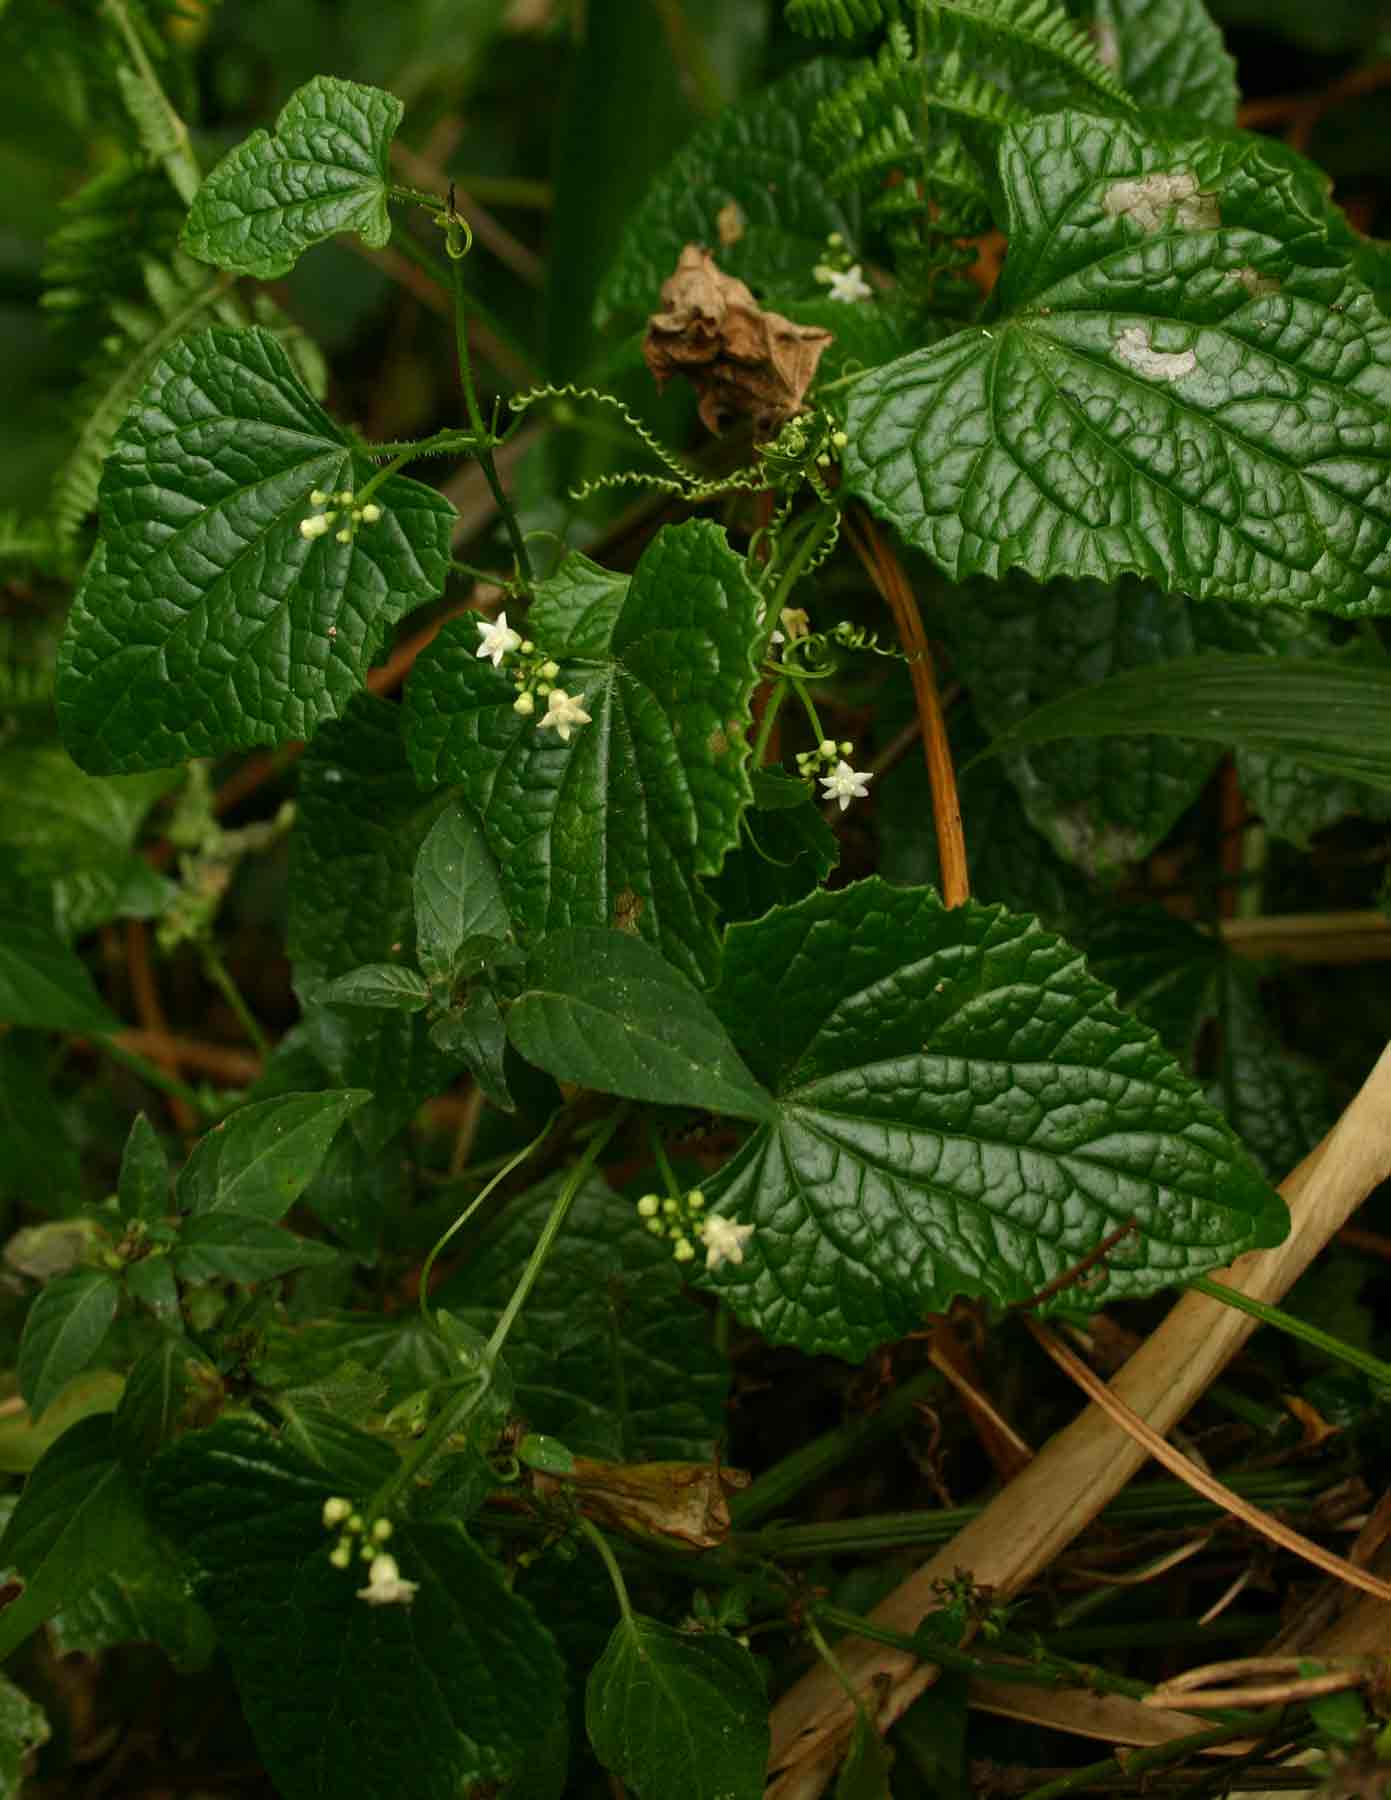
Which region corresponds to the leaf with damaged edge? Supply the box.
[846,112,1391,615]
[56,330,455,774]
[405,522,760,987]
[183,77,404,279]
[698,880,1286,1362]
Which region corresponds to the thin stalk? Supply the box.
[484,1106,629,1363]
[1017,1722,1288,1800]
[761,504,839,613]
[369,1372,497,1519]
[419,1107,562,1322]
[751,678,790,766]
[1192,1274,1391,1389]
[729,1366,944,1527]
[199,942,270,1058]
[102,0,201,204]
[449,249,533,587]
[103,1038,211,1118]
[578,1515,635,1623]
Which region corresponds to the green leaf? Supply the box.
[413,798,510,987]
[49,1566,216,1672]
[320,964,433,1011]
[405,522,760,986]
[113,1334,223,1463]
[1083,907,1222,1060]
[977,656,1391,789]
[119,1112,172,1225]
[0,1037,81,1212]
[845,112,1391,615]
[176,1090,372,1223]
[586,1615,768,1800]
[708,778,839,925]
[598,58,860,320]
[836,1710,893,1800]
[0,907,117,1033]
[56,329,455,774]
[124,1251,181,1324]
[184,77,404,279]
[173,1214,343,1284]
[700,880,1286,1361]
[508,928,775,1121]
[0,750,176,914]
[0,1673,47,1794]
[1213,968,1331,1180]
[258,1315,457,1410]
[436,1172,728,1461]
[149,1418,567,1800]
[943,576,1223,877]
[290,696,454,994]
[1065,0,1239,124]
[0,1415,166,1663]
[18,1270,122,1421]
[430,988,514,1112]
[1238,749,1391,849]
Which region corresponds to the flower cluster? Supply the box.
[812,233,873,305]
[634,1187,754,1272]
[321,1497,418,1606]
[475,614,593,744]
[299,488,383,545]
[795,739,874,812]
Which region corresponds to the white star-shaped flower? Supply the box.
[476,611,523,669]
[824,264,872,304]
[356,1553,419,1607]
[819,759,873,812]
[537,687,592,743]
[700,1214,754,1271]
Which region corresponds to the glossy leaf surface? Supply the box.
[184,77,403,278]
[57,330,454,773]
[176,1091,371,1223]
[405,523,760,985]
[846,113,1391,614]
[701,881,1286,1360]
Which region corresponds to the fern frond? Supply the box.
[0,514,63,577]
[51,253,236,551]
[785,0,909,37]
[922,0,1135,113]
[812,37,1025,169]
[42,156,184,332]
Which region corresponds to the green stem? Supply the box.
[484,1106,629,1364]
[104,1039,212,1117]
[794,679,829,747]
[761,504,838,614]
[389,182,445,212]
[418,1108,561,1323]
[199,942,271,1058]
[449,252,533,588]
[578,1515,634,1624]
[730,1366,944,1527]
[646,1117,682,1201]
[751,678,790,767]
[1017,1721,1286,1800]
[1192,1274,1391,1389]
[369,1371,497,1520]
[102,0,201,205]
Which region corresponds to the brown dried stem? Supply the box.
[844,508,969,907]
[764,1040,1391,1796]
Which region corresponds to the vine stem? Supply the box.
[484,1105,629,1364]
[578,1515,635,1624]
[448,238,533,589]
[1017,1720,1277,1800]
[199,941,270,1058]
[844,508,969,908]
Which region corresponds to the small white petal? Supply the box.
[475,610,524,669]
[537,688,592,743]
[826,265,872,304]
[701,1214,754,1271]
[819,759,874,812]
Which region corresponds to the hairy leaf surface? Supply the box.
[700,881,1286,1360]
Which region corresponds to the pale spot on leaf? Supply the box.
[1113,326,1197,383]
[1102,171,1219,234]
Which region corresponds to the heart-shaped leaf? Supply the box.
[405,522,760,986]
[184,77,404,279]
[699,880,1287,1361]
[846,113,1391,615]
[57,329,455,774]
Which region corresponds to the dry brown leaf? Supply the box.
[643,244,832,438]
[535,1456,749,1550]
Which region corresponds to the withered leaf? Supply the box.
[643,244,832,439]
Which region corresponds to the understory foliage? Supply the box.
[2,0,1391,1794]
